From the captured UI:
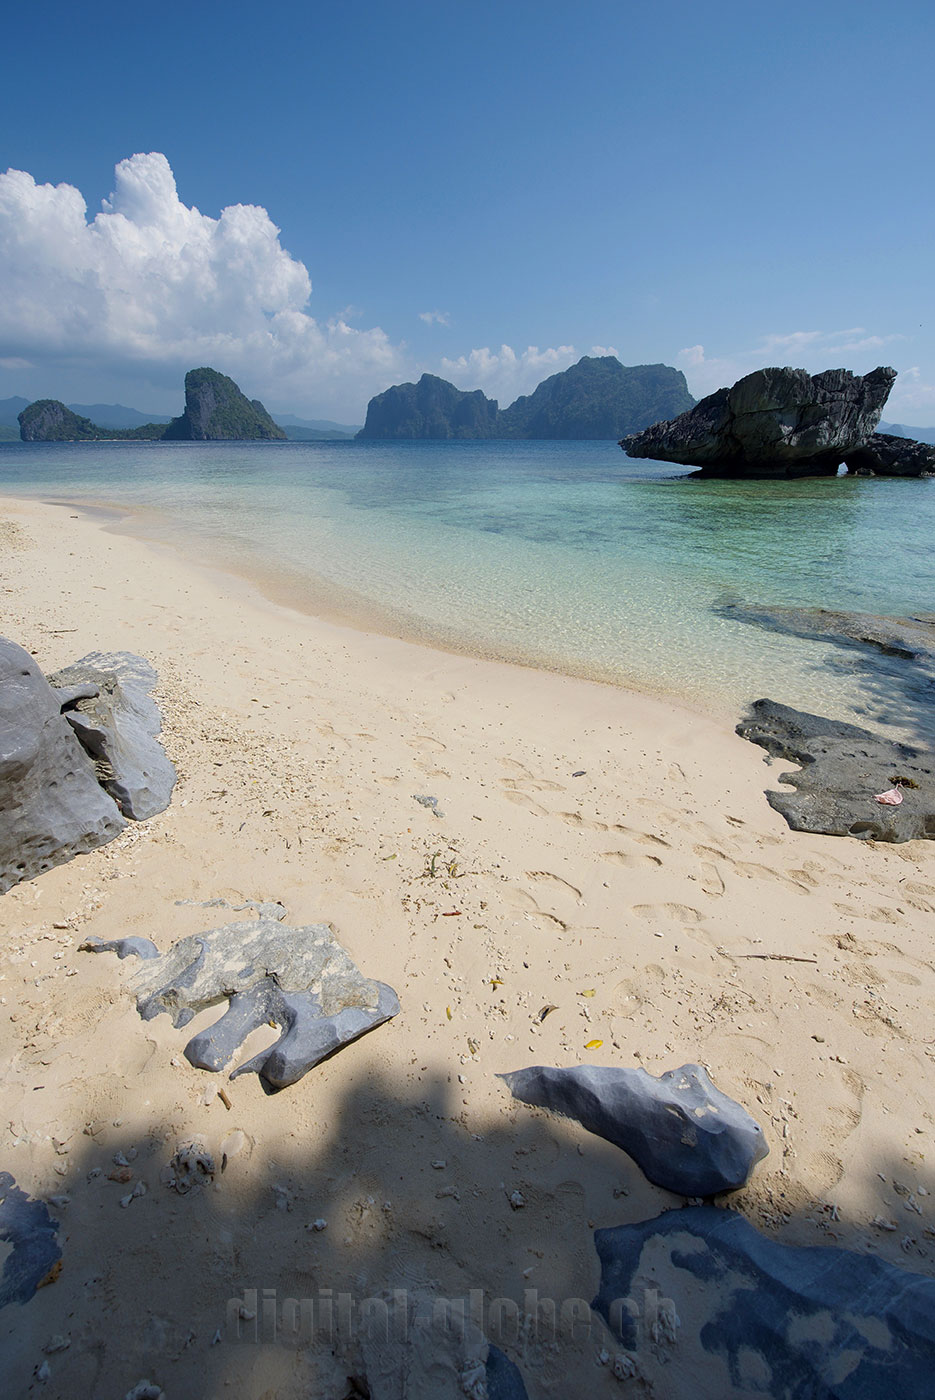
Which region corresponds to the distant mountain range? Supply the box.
[878,421,935,445]
[357,357,695,440]
[0,394,360,440]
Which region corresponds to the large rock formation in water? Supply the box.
[163,367,286,441]
[844,431,935,476]
[18,400,164,441]
[358,356,695,440]
[497,356,694,439]
[621,365,898,477]
[359,373,500,440]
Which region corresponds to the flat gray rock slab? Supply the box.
[592,1205,935,1398]
[131,917,399,1091]
[737,698,935,841]
[500,1063,767,1197]
[49,651,175,820]
[0,636,126,893]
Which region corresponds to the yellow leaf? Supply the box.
[446,1006,452,1020]
[490,977,503,988]
[579,989,596,998]
[584,1039,603,1050]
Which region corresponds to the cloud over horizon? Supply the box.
[0,153,405,416]
[676,329,925,412]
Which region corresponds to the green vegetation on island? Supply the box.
[162,368,286,441]
[357,356,695,440]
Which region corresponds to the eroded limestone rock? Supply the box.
[592,1205,935,1396]
[621,365,895,476]
[845,431,935,476]
[131,917,399,1090]
[0,637,126,893]
[500,1063,767,1196]
[49,651,175,820]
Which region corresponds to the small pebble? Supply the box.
[43,1336,70,1354]
[508,1190,525,1210]
[308,1219,327,1232]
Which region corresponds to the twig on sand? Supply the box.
[731,952,818,964]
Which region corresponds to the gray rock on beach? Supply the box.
[592,1205,935,1396]
[0,637,126,894]
[500,1063,767,1196]
[621,365,895,476]
[49,651,176,820]
[131,916,400,1091]
[737,698,935,841]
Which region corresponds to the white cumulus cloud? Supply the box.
[418,309,450,326]
[440,344,577,406]
[0,153,405,416]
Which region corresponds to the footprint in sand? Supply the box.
[733,860,814,893]
[632,901,704,924]
[503,791,550,817]
[613,824,670,849]
[526,871,583,901]
[502,884,568,930]
[698,861,725,897]
[408,735,447,752]
[559,811,609,832]
[601,851,663,870]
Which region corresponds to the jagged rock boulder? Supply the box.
[162,367,286,441]
[592,1205,935,1396]
[131,915,400,1090]
[0,637,126,893]
[621,366,896,477]
[845,431,935,476]
[737,698,935,840]
[48,652,175,820]
[499,1063,767,1196]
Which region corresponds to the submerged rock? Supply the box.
[737,698,935,840]
[49,652,176,820]
[131,917,400,1090]
[845,431,935,476]
[499,1063,767,1196]
[621,365,895,477]
[0,637,126,893]
[592,1205,935,1396]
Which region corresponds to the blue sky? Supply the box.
[1,0,932,422]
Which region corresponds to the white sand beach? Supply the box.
[2,496,934,1398]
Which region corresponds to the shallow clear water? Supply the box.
[2,438,933,733]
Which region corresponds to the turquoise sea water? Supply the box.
[1,438,933,735]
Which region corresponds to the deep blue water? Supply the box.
[2,437,933,733]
